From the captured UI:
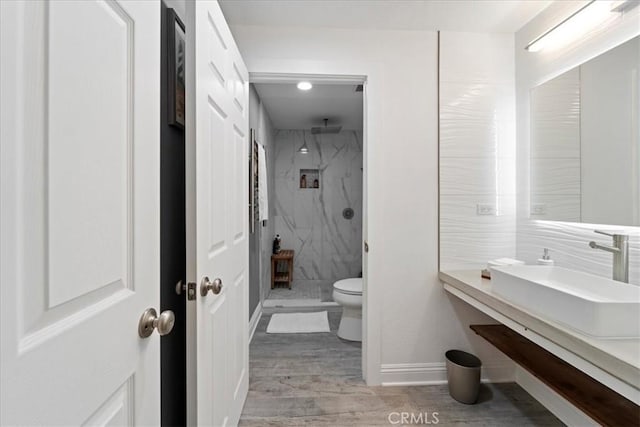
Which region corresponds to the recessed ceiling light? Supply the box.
[297,81,312,91]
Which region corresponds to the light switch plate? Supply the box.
[531,203,547,215]
[476,204,496,216]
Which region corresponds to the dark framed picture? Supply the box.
[249,129,259,233]
[167,9,185,129]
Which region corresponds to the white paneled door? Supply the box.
[1,1,161,425]
[193,2,250,426]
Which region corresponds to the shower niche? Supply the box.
[299,169,320,189]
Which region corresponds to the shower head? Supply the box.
[311,118,342,134]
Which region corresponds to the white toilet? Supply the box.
[332,278,363,342]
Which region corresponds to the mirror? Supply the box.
[530,36,639,226]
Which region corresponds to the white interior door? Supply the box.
[193,2,250,426]
[0,1,161,425]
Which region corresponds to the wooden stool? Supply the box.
[271,250,294,289]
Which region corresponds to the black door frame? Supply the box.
[160,2,187,425]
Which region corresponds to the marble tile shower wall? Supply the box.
[273,129,363,287]
[439,32,517,270]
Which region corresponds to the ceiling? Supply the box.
[253,83,363,130]
[219,0,553,33]
[232,1,555,130]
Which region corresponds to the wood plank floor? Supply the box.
[240,307,564,426]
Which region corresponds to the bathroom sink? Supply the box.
[491,266,640,338]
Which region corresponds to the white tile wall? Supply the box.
[440,195,516,231]
[439,32,517,270]
[517,221,640,285]
[529,68,581,221]
[530,158,581,196]
[529,195,581,223]
[529,69,580,160]
[440,157,516,196]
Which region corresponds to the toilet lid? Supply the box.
[333,278,362,295]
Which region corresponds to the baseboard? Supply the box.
[248,302,262,343]
[515,367,596,426]
[380,361,515,386]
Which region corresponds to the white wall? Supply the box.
[516,2,640,284]
[227,24,513,385]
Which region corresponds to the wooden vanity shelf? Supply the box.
[470,324,639,426]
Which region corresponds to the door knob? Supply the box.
[200,276,223,296]
[138,308,175,338]
[175,280,186,295]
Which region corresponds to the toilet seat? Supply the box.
[333,278,362,295]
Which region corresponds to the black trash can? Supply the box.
[445,350,482,404]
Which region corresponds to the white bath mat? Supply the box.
[266,311,331,334]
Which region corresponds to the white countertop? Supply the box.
[439,270,640,390]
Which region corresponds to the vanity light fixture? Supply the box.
[611,0,640,13]
[525,0,617,52]
[297,81,312,91]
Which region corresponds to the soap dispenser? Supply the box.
[272,234,281,254]
[537,248,554,266]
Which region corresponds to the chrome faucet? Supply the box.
[589,230,629,283]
